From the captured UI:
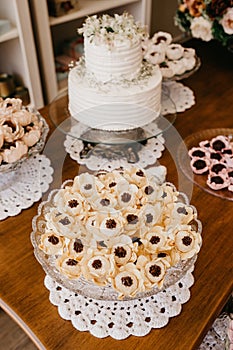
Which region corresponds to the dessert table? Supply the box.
[0,39,233,350]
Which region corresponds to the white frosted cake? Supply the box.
[68,13,162,131]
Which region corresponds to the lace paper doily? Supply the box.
[64,134,165,171]
[198,314,230,350]
[44,265,194,339]
[162,81,195,114]
[0,154,53,220]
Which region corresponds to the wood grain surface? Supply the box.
[0,39,232,350]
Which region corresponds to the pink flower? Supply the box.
[220,7,233,35]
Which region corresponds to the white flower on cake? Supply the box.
[39,167,202,299]
[78,13,147,47]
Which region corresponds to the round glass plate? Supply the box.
[163,55,201,82]
[31,180,202,301]
[48,88,176,145]
[177,128,233,201]
[0,110,49,174]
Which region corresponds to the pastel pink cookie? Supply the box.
[190,157,210,174]
[207,173,230,190]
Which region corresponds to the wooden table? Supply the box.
[0,39,233,350]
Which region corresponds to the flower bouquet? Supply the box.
[175,0,233,50]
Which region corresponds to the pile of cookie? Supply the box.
[189,135,233,191]
[38,167,202,299]
[142,31,197,79]
[0,97,43,165]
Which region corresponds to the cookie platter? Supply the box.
[31,167,202,301]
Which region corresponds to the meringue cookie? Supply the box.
[0,128,4,148]
[183,56,196,71]
[39,232,65,255]
[172,224,202,260]
[0,97,22,115]
[11,109,32,126]
[151,31,172,46]
[2,121,24,142]
[21,128,41,147]
[170,58,187,76]
[166,43,184,60]
[111,241,138,265]
[159,61,174,79]
[2,140,28,163]
[141,226,169,254]
[53,187,88,216]
[112,262,144,299]
[56,254,81,279]
[81,249,114,286]
[183,47,196,59]
[144,43,166,65]
[67,238,86,259]
[207,173,230,190]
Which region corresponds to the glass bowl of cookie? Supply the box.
[0,97,49,173]
[31,167,202,301]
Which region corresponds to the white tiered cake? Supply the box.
[68,13,162,131]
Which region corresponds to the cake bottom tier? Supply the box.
[68,62,162,131]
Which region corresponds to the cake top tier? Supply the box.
[78,13,147,47]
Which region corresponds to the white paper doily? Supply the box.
[198,313,230,350]
[64,134,165,171]
[0,154,53,220]
[162,81,195,113]
[44,265,194,340]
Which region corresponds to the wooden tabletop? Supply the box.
[0,39,233,350]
